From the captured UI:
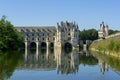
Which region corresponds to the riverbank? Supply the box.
[90,48,120,58]
[90,36,120,58]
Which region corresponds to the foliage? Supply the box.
[79,54,98,65]
[109,29,120,35]
[92,52,120,72]
[0,16,23,50]
[79,29,98,41]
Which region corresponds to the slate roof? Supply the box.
[15,26,57,33]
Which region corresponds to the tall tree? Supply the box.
[0,16,23,50]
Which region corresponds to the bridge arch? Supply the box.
[49,42,54,49]
[64,42,72,49]
[40,42,47,49]
[30,42,36,49]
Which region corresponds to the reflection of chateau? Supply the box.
[15,21,79,49]
[18,48,79,74]
[98,59,109,75]
[55,48,79,74]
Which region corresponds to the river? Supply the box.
[0,48,120,80]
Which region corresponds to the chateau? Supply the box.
[98,22,109,39]
[15,21,79,49]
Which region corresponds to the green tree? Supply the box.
[0,16,23,50]
[109,29,120,35]
[79,29,98,41]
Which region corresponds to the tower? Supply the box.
[55,21,79,48]
[98,22,109,39]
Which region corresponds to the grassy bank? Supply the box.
[90,36,120,57]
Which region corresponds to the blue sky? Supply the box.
[0,0,120,30]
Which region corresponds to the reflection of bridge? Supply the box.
[18,48,80,74]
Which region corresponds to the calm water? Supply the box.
[0,48,120,80]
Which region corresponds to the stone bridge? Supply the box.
[15,21,79,50]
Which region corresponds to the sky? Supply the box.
[0,0,120,30]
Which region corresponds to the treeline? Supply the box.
[79,29,98,41]
[109,29,120,35]
[0,16,23,50]
[79,29,120,41]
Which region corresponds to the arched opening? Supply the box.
[49,42,54,49]
[30,42,36,49]
[64,42,72,49]
[83,40,86,44]
[40,42,46,49]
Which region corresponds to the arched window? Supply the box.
[69,29,70,31]
[53,37,55,40]
[68,33,70,36]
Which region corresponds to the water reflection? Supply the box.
[99,59,109,75]
[91,51,120,75]
[20,48,99,75]
[0,51,23,80]
[1,49,120,80]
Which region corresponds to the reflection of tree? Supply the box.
[102,55,120,73]
[0,51,23,80]
[91,52,120,74]
[79,52,98,65]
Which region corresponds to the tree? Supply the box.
[109,29,120,35]
[0,16,23,50]
[79,29,98,41]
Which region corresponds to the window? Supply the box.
[32,34,34,36]
[68,33,70,36]
[21,29,24,32]
[32,38,34,40]
[69,29,70,31]
[48,38,49,40]
[43,33,44,36]
[26,34,28,36]
[43,38,44,40]
[53,37,55,40]
[26,38,28,40]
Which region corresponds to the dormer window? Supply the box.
[68,33,70,36]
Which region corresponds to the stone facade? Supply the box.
[56,21,79,48]
[15,21,79,49]
[98,22,109,38]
